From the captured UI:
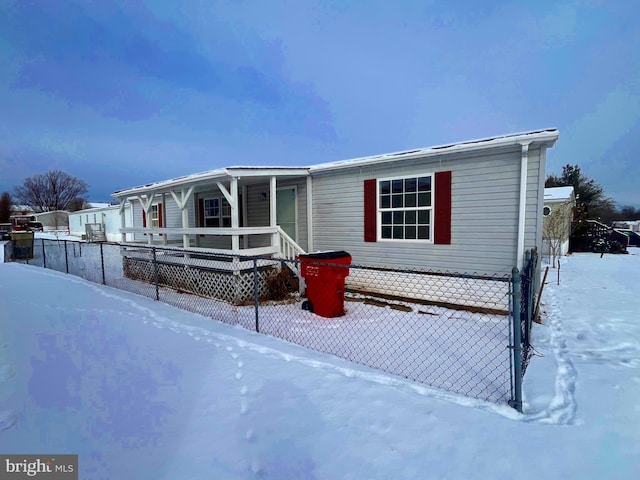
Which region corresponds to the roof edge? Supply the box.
[310,128,559,173]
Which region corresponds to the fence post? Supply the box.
[100,243,106,285]
[42,239,47,269]
[253,258,259,333]
[152,247,159,301]
[527,251,535,339]
[510,267,523,413]
[64,240,69,273]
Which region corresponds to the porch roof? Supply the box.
[112,166,310,198]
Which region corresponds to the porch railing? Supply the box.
[276,226,306,261]
[119,226,307,262]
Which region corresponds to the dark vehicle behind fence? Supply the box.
[26,221,44,232]
[0,223,10,240]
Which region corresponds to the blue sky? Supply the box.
[1,0,638,207]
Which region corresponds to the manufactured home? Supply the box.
[111,129,558,303]
[68,203,133,242]
[33,210,69,232]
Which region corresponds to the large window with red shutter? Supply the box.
[364,171,451,244]
[378,175,433,240]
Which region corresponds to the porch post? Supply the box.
[242,185,249,249]
[270,176,278,253]
[171,186,194,249]
[306,175,313,252]
[161,193,167,246]
[119,199,127,243]
[135,194,155,246]
[181,188,191,249]
[231,177,239,253]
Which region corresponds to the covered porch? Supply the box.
[112,167,314,261]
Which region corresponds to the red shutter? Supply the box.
[198,198,204,227]
[434,171,452,245]
[142,206,147,228]
[364,179,377,242]
[158,202,163,235]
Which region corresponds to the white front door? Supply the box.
[276,187,297,241]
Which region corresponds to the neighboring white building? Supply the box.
[68,203,133,242]
[542,186,576,258]
[612,220,640,232]
[33,210,70,231]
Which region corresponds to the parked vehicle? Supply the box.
[6,216,44,234]
[26,221,43,232]
[0,223,11,240]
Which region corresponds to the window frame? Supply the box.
[203,197,232,228]
[150,204,160,228]
[377,173,435,243]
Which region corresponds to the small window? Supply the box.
[543,206,551,216]
[150,205,160,227]
[204,197,231,227]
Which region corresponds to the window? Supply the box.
[150,205,160,228]
[543,206,551,216]
[378,175,432,240]
[204,197,231,227]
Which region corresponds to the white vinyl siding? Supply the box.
[311,144,546,276]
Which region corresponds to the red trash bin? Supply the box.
[298,251,351,318]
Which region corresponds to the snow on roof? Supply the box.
[113,167,229,197]
[69,203,128,215]
[10,205,34,212]
[88,202,112,209]
[544,186,575,202]
[309,128,559,172]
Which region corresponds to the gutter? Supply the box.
[516,142,530,270]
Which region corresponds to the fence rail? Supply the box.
[6,238,537,409]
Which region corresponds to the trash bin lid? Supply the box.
[298,250,350,260]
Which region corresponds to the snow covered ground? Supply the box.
[0,252,638,479]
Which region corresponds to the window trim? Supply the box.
[377,173,434,243]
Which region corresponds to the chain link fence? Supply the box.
[12,238,519,406]
[519,248,539,375]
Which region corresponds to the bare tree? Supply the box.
[0,192,12,223]
[543,199,573,267]
[14,170,88,212]
[68,197,91,212]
